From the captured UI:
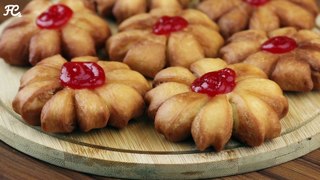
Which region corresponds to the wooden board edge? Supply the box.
[1,103,320,179]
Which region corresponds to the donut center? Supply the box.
[191,68,236,97]
[36,4,73,29]
[261,36,298,54]
[153,16,189,35]
[60,62,105,89]
[244,0,270,6]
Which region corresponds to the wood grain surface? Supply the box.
[0,0,320,179]
[1,140,319,180]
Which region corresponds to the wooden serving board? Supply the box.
[1,20,320,179]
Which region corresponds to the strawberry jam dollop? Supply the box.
[36,4,73,29]
[261,36,297,54]
[153,16,189,35]
[191,68,236,97]
[60,62,105,89]
[244,0,270,6]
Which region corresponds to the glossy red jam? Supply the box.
[191,68,236,97]
[261,36,297,54]
[244,0,270,6]
[60,62,105,89]
[36,4,73,29]
[153,16,189,35]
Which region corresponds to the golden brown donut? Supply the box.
[88,0,190,23]
[220,27,320,92]
[107,9,224,78]
[145,58,288,151]
[13,55,150,133]
[197,0,319,38]
[0,0,111,66]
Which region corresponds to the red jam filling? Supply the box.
[60,62,105,89]
[261,36,297,54]
[191,68,236,97]
[36,4,73,29]
[244,0,270,6]
[153,16,189,35]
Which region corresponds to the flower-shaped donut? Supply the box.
[13,55,150,133]
[88,0,190,23]
[145,58,288,151]
[220,27,320,92]
[0,0,111,66]
[197,0,319,38]
[107,9,224,78]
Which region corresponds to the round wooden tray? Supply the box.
[1,53,320,180]
[0,24,320,180]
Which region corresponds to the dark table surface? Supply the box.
[0,0,319,179]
